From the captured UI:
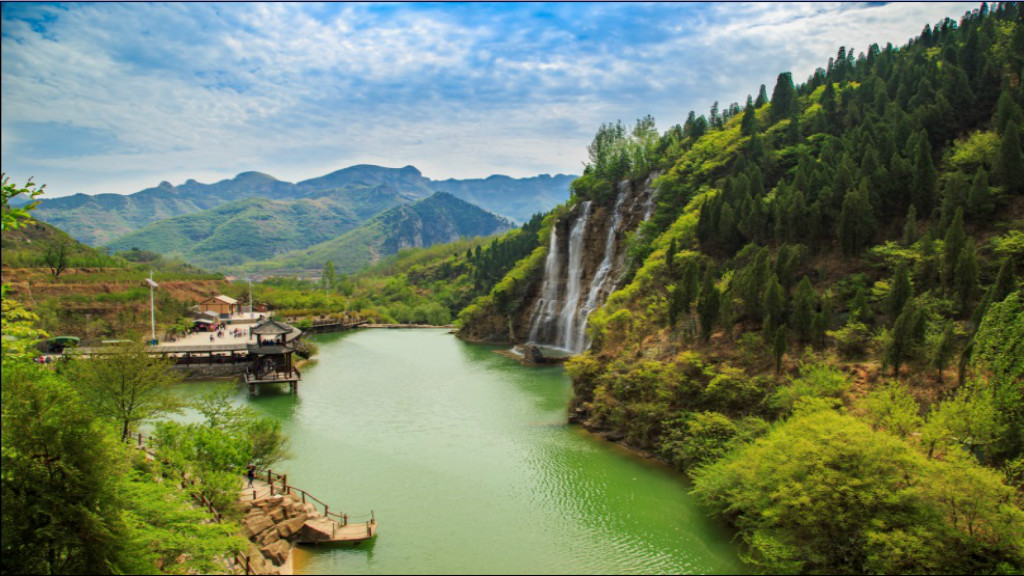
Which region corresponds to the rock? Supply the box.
[277,514,308,539]
[243,514,274,539]
[260,539,291,566]
[259,527,281,547]
[269,506,286,523]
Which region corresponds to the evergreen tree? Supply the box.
[992,89,1024,135]
[887,261,914,317]
[954,238,979,314]
[910,131,937,216]
[884,302,921,378]
[790,276,817,342]
[991,257,1017,304]
[837,182,877,256]
[755,84,769,108]
[942,208,966,290]
[967,167,993,219]
[741,96,758,136]
[770,72,797,122]
[902,205,918,246]
[773,326,787,375]
[930,320,957,383]
[762,274,786,333]
[698,267,721,342]
[995,119,1023,195]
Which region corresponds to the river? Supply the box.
[176,329,743,574]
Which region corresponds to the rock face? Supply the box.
[238,493,321,574]
[513,174,658,352]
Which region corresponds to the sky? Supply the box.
[1,1,982,198]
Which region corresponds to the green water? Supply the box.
[177,329,743,574]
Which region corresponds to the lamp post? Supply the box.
[145,271,159,345]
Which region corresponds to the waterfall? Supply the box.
[557,201,592,352]
[574,187,628,351]
[526,222,563,344]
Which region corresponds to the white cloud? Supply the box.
[1,1,981,197]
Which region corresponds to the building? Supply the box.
[198,295,241,318]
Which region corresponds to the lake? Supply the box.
[176,328,743,574]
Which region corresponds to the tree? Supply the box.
[966,167,993,218]
[886,261,914,317]
[70,339,183,440]
[910,132,937,216]
[321,260,338,293]
[995,119,1023,195]
[1,364,131,574]
[755,84,769,108]
[773,326,787,375]
[741,96,758,136]
[929,320,957,382]
[790,276,817,342]
[42,237,74,278]
[942,208,966,290]
[770,72,797,122]
[954,238,979,314]
[902,205,918,246]
[697,267,720,342]
[837,182,877,256]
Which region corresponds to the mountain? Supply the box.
[32,171,296,245]
[32,165,575,245]
[243,191,513,275]
[105,184,412,269]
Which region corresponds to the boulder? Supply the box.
[277,514,308,539]
[260,539,291,566]
[269,506,286,523]
[259,527,281,547]
[243,513,274,539]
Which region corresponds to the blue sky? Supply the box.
[2,2,980,197]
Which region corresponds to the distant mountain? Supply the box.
[242,191,513,275]
[32,172,296,245]
[32,165,574,245]
[105,184,412,269]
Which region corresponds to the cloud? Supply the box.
[1,2,980,197]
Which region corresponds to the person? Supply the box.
[246,463,256,488]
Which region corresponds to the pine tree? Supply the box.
[885,302,920,378]
[741,96,758,136]
[954,238,979,314]
[942,208,966,290]
[931,320,956,383]
[698,267,720,343]
[755,84,769,108]
[773,326,787,375]
[992,89,1024,135]
[967,167,993,219]
[762,274,786,333]
[770,72,797,122]
[886,261,914,317]
[910,131,937,216]
[991,257,1017,304]
[996,119,1023,195]
[790,276,817,342]
[902,205,918,246]
[837,182,877,256]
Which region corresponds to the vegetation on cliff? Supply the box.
[463,3,1024,572]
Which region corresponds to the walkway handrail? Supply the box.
[253,467,375,527]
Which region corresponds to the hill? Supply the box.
[32,165,575,245]
[458,3,1024,574]
[105,184,412,269]
[244,191,514,275]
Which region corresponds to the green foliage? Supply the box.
[68,339,184,439]
[660,412,769,470]
[860,381,923,438]
[769,363,849,416]
[693,408,1024,575]
[1,363,131,574]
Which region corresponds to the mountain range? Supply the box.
[32,165,575,246]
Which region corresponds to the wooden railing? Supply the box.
[251,467,374,528]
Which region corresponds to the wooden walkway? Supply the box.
[240,474,377,545]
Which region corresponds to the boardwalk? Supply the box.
[239,475,377,545]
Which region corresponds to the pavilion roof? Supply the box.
[251,319,295,336]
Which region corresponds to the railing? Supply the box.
[252,467,375,530]
[125,430,256,575]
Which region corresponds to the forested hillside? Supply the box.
[461,3,1024,573]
